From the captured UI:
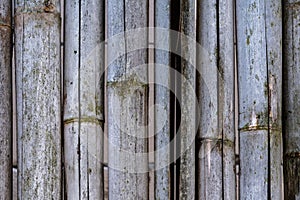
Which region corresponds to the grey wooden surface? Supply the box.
[197,0,235,199]
[218,0,236,199]
[179,0,196,199]
[107,0,149,199]
[283,0,300,199]
[0,0,12,198]
[64,0,105,198]
[154,0,172,199]
[15,0,62,198]
[8,0,292,199]
[236,0,283,199]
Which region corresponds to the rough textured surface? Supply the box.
[64,0,105,198]
[13,168,17,200]
[239,130,268,200]
[237,0,268,198]
[107,0,149,199]
[197,0,235,199]
[218,0,236,199]
[197,0,220,198]
[283,1,300,199]
[179,0,196,199]
[265,1,283,199]
[15,1,62,198]
[154,0,172,199]
[236,0,283,199]
[0,0,12,198]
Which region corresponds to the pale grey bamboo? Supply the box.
[236,0,283,199]
[197,0,235,199]
[0,0,12,198]
[197,0,221,198]
[15,0,61,198]
[219,0,236,199]
[179,0,196,199]
[154,0,172,199]
[107,0,149,199]
[64,0,105,199]
[265,1,283,199]
[283,0,300,199]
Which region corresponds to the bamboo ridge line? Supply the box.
[198,138,234,144]
[14,12,60,17]
[64,117,104,125]
[239,125,281,132]
[0,22,11,29]
[14,5,59,14]
[285,1,300,8]
[285,152,300,158]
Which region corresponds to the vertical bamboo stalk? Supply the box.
[64,0,105,199]
[283,0,300,199]
[197,0,221,198]
[179,0,196,199]
[236,0,283,199]
[107,0,149,199]
[219,0,236,199]
[0,0,12,198]
[266,1,283,199]
[15,0,61,199]
[154,0,172,199]
[197,0,236,199]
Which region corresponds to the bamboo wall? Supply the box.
[1,0,299,199]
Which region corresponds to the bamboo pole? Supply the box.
[154,0,172,199]
[0,0,12,198]
[219,0,236,199]
[179,0,196,199]
[197,0,235,199]
[64,0,105,199]
[236,0,283,199]
[283,0,300,199]
[15,0,62,198]
[107,0,149,199]
[266,1,283,199]
[197,0,221,198]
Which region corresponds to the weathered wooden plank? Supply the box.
[179,0,196,199]
[283,0,300,199]
[154,0,172,199]
[15,0,61,198]
[107,0,149,199]
[236,0,283,199]
[0,0,12,198]
[64,0,105,198]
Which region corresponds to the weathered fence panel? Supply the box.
[0,0,12,198]
[64,0,105,199]
[15,0,62,198]
[6,1,296,199]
